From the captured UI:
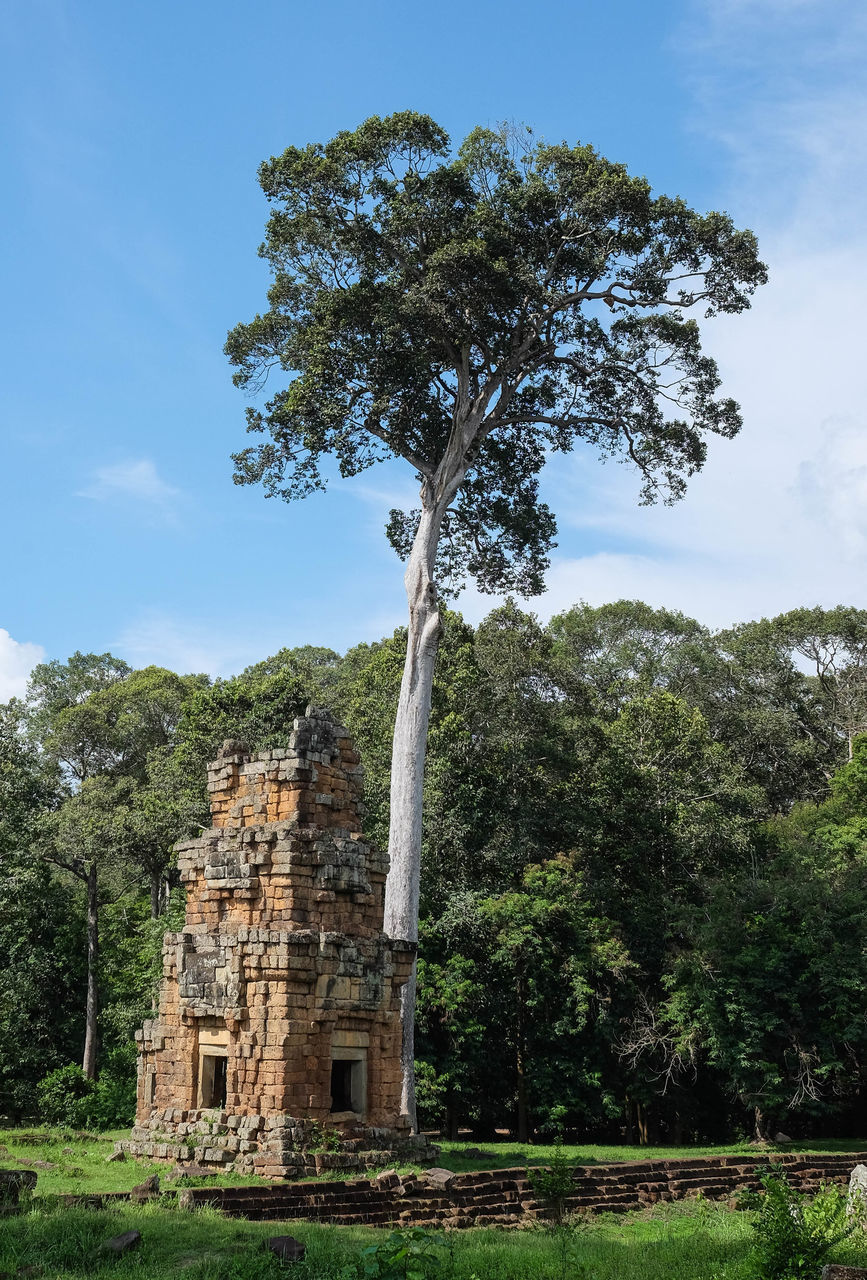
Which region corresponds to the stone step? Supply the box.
[176,1153,867,1229]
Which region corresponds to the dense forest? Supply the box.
[2,599,867,1145]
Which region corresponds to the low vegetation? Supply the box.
[6,1132,867,1280]
[6,603,867,1145]
[5,1129,867,1199]
[4,1194,867,1280]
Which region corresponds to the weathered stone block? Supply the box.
[130,711,432,1177]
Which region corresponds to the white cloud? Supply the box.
[0,629,45,701]
[466,2,867,633]
[114,614,256,678]
[77,459,180,508]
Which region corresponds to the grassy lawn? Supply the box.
[0,1129,264,1197]
[3,1128,867,1199]
[3,1198,867,1280]
[436,1135,867,1173]
[5,1133,867,1280]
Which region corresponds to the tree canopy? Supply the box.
[3,600,867,1138]
[227,112,766,596]
[226,112,767,1126]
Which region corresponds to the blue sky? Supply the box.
[2,0,866,695]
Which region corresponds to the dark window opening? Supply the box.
[330,1059,357,1112]
[200,1053,227,1109]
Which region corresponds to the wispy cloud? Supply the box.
[0,629,45,701]
[77,459,180,509]
[114,613,254,678]
[456,2,867,633]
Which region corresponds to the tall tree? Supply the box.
[0,705,83,1115]
[40,777,139,1078]
[24,659,194,1076]
[226,111,767,1123]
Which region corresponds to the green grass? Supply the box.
[5,1132,867,1280]
[3,1197,867,1280]
[3,1128,867,1198]
[0,1129,271,1197]
[434,1136,867,1173]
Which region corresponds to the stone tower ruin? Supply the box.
[122,708,431,1177]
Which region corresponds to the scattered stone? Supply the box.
[13,1159,56,1171]
[62,1147,75,1156]
[774,1132,794,1145]
[59,1194,108,1210]
[124,715,439,1180]
[265,1236,306,1262]
[105,1149,126,1163]
[167,1163,215,1182]
[99,1230,141,1256]
[848,1165,867,1218]
[424,1167,456,1188]
[130,1174,160,1202]
[374,1169,400,1188]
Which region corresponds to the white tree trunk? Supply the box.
[384,502,445,1131]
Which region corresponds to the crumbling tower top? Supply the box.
[126,707,429,1177]
[207,707,365,833]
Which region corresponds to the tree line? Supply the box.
[2,598,867,1142]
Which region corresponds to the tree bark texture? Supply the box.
[149,873,161,920]
[82,862,99,1080]
[516,975,530,1144]
[384,502,446,1131]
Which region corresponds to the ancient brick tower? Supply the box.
[122,709,430,1177]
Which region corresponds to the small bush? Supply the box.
[358,1227,451,1280]
[36,1048,136,1130]
[528,1140,575,1224]
[743,1166,853,1279]
[36,1064,95,1128]
[88,1045,137,1128]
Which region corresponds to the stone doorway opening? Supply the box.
[199,1053,227,1109]
[330,1055,366,1116]
[197,1025,230,1109]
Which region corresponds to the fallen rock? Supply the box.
[167,1163,215,1182]
[62,1148,75,1156]
[130,1174,160,1202]
[374,1168,400,1188]
[105,1149,126,1163]
[99,1230,141,1256]
[59,1194,108,1210]
[849,1164,867,1218]
[265,1236,306,1262]
[774,1132,794,1145]
[424,1167,456,1188]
